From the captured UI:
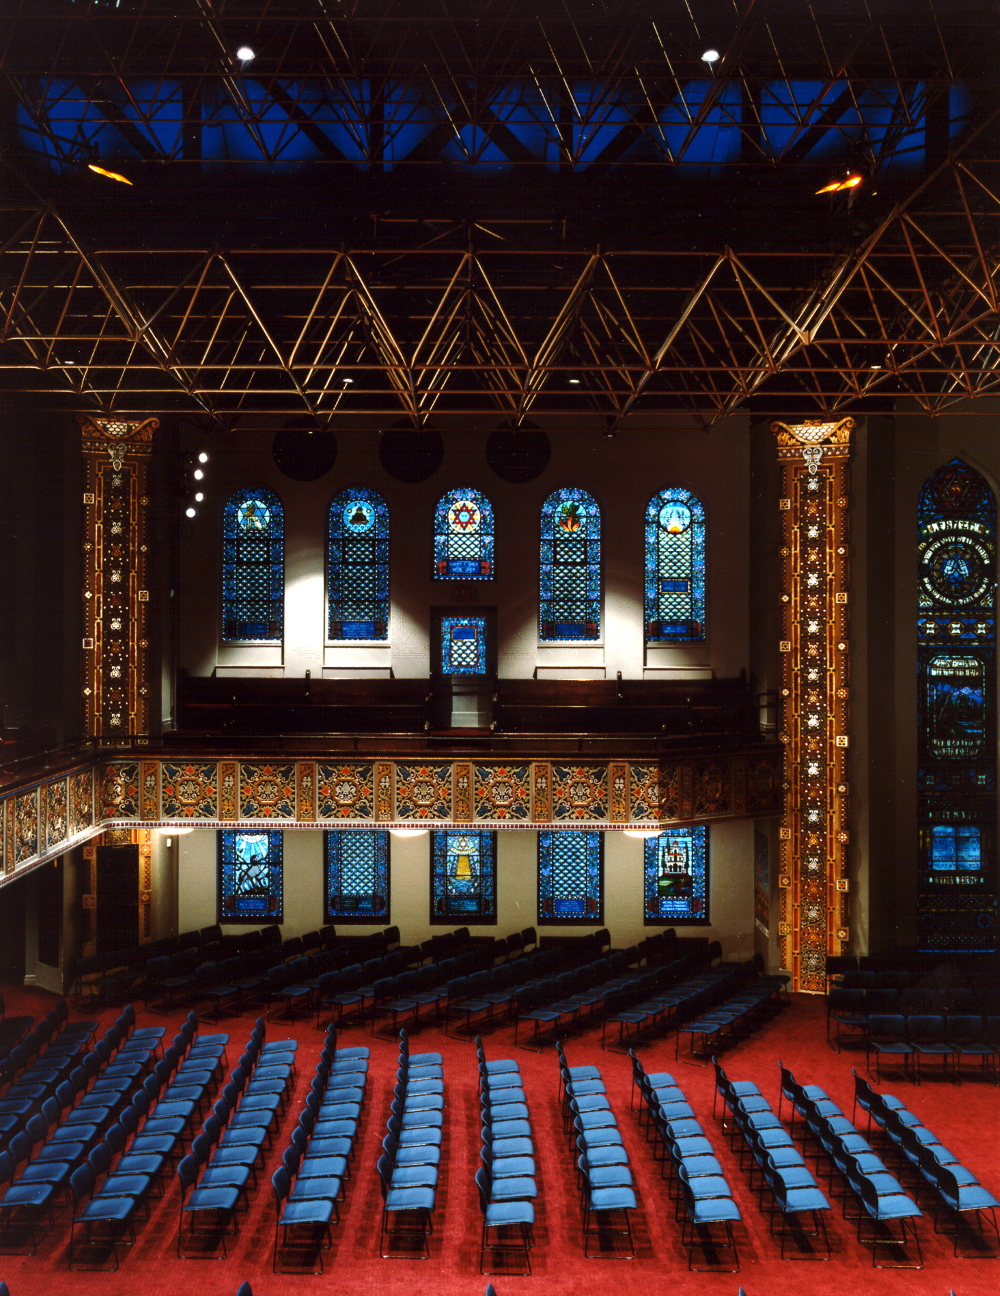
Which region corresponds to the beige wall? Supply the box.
[174,820,755,960]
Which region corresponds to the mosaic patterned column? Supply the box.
[773,417,854,993]
[78,415,159,739]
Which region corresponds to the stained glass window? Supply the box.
[645,488,706,641]
[431,830,496,924]
[643,827,708,923]
[328,487,389,640]
[222,487,284,641]
[539,488,601,641]
[440,616,488,675]
[537,830,602,923]
[917,459,997,953]
[324,830,390,923]
[218,829,283,922]
[433,488,494,580]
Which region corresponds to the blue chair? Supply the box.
[579,1159,637,1258]
[854,1170,923,1267]
[377,1153,434,1258]
[927,1162,1000,1258]
[176,1153,241,1258]
[475,1166,532,1275]
[271,1166,333,1273]
[762,1156,831,1259]
[907,1015,954,1084]
[867,1015,915,1085]
[679,1173,741,1272]
[0,1149,58,1254]
[946,1015,996,1084]
[68,1163,139,1271]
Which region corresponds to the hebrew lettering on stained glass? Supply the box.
[222,487,284,641]
[219,829,283,922]
[643,827,708,923]
[433,488,494,580]
[440,616,488,675]
[917,458,996,953]
[431,830,496,923]
[537,830,602,923]
[645,488,706,641]
[328,487,389,640]
[539,488,601,641]
[325,830,390,922]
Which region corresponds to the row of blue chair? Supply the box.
[377,1029,443,1258]
[271,1024,369,1272]
[476,1036,535,1274]
[866,1014,1000,1085]
[632,1050,740,1270]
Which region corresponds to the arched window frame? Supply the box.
[433,487,494,580]
[539,487,602,642]
[645,487,706,642]
[221,487,284,642]
[327,486,389,641]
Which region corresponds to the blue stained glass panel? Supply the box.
[645,488,706,642]
[219,829,283,922]
[643,827,708,922]
[537,830,602,923]
[433,488,494,580]
[929,824,981,872]
[539,488,601,641]
[440,616,488,675]
[222,487,284,641]
[328,487,389,640]
[325,830,390,922]
[431,831,496,923]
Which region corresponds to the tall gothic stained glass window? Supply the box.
[222,487,284,641]
[218,829,283,922]
[643,827,708,923]
[433,488,494,579]
[324,830,390,923]
[537,830,603,923]
[431,831,496,923]
[539,488,601,641]
[328,487,389,640]
[917,459,997,953]
[645,488,706,642]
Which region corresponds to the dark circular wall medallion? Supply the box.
[272,424,338,480]
[486,424,551,482]
[378,425,444,482]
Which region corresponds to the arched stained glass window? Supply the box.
[917,459,997,953]
[431,830,496,924]
[539,488,601,641]
[645,488,706,641]
[218,829,283,922]
[328,487,389,640]
[222,487,284,641]
[433,488,494,579]
[325,830,390,923]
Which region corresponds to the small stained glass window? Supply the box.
[431,830,496,924]
[643,827,708,923]
[645,488,706,642]
[928,824,981,872]
[538,830,602,923]
[218,829,283,922]
[222,487,284,641]
[328,487,389,640]
[540,488,601,641]
[440,616,488,675]
[433,488,494,580]
[325,830,390,922]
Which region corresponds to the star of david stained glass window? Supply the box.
[218,829,283,922]
[539,488,601,641]
[328,487,389,640]
[537,830,603,923]
[431,831,496,923]
[645,488,706,642]
[222,487,284,641]
[643,827,708,923]
[325,830,390,923]
[433,488,494,579]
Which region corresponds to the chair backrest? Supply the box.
[191,1132,212,1165]
[70,1163,94,1205]
[474,1165,492,1210]
[177,1154,200,1192]
[120,1106,139,1138]
[88,1142,111,1179]
[868,1013,905,1038]
[235,1282,253,1296]
[105,1123,126,1158]
[8,1132,30,1167]
[908,1013,946,1040]
[271,1166,290,1202]
[282,1146,300,1177]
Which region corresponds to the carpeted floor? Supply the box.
[0,978,997,1296]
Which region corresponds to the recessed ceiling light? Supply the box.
[236,46,255,62]
[185,507,196,518]
[193,468,204,480]
[701,49,720,63]
[569,377,581,385]
[198,452,209,463]
[194,492,204,502]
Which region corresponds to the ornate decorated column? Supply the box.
[78,415,159,740]
[772,417,854,993]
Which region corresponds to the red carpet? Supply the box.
[1,981,997,1296]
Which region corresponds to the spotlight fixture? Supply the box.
[193,468,204,480]
[194,492,204,502]
[568,376,581,385]
[88,163,133,186]
[236,46,255,62]
[198,452,209,463]
[185,507,196,518]
[815,174,863,194]
[701,49,720,63]
[342,377,354,384]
